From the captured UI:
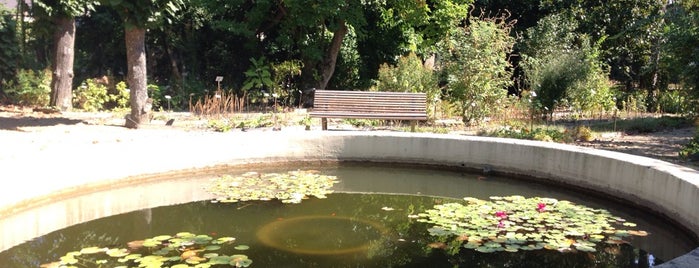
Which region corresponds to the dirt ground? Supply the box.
[0,105,697,170]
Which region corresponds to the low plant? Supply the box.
[50,232,251,267]
[3,69,50,106]
[480,126,573,143]
[110,81,130,109]
[571,125,595,142]
[73,79,109,111]
[208,119,236,132]
[344,118,381,128]
[679,132,699,162]
[589,116,692,133]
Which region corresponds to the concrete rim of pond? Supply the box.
[1,131,698,266]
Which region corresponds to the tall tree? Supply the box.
[101,0,181,128]
[34,0,97,111]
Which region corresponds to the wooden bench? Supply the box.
[309,90,427,132]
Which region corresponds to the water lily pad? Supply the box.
[106,248,129,257]
[234,245,250,250]
[418,195,650,254]
[80,247,105,254]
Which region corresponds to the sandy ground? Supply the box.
[1,105,697,171]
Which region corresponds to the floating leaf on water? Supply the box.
[79,247,105,254]
[234,245,250,250]
[171,265,189,268]
[152,235,172,241]
[106,248,129,258]
[207,170,339,204]
[142,239,160,248]
[186,256,207,264]
[214,237,236,244]
[205,245,222,251]
[207,255,232,264]
[628,230,649,236]
[418,195,650,254]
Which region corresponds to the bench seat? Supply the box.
[309,90,427,131]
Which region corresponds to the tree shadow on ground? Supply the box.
[0,116,86,130]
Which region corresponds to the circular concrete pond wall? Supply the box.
[1,131,698,266]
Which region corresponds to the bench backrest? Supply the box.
[310,90,427,120]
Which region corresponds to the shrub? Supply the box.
[375,52,439,118]
[657,89,690,114]
[111,81,130,109]
[0,10,19,90]
[571,125,595,142]
[480,126,573,143]
[679,132,699,162]
[438,15,515,124]
[73,79,109,111]
[4,69,51,106]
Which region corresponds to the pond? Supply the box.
[1,163,695,267]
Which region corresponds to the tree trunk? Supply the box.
[317,20,348,90]
[124,27,150,129]
[49,16,75,111]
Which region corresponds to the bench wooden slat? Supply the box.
[309,90,428,131]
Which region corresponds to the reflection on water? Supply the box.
[0,164,695,267]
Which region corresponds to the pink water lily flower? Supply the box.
[495,211,508,219]
[537,203,546,212]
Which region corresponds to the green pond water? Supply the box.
[0,164,695,267]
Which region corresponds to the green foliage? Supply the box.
[589,116,693,134]
[4,69,51,106]
[53,232,251,267]
[438,15,515,124]
[207,114,274,132]
[207,170,339,204]
[619,90,649,115]
[112,81,130,109]
[343,118,381,128]
[34,0,98,18]
[418,195,648,253]
[147,83,164,110]
[0,9,19,89]
[657,89,691,114]
[271,59,303,106]
[208,119,235,132]
[480,126,573,143]
[521,15,615,117]
[73,79,109,111]
[242,57,273,93]
[571,125,594,142]
[100,0,183,28]
[680,132,699,162]
[375,52,439,117]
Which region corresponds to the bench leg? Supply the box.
[321,118,328,130]
[410,121,416,132]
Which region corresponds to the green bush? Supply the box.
[571,125,594,142]
[521,14,615,118]
[657,89,690,114]
[73,79,109,111]
[438,16,515,124]
[4,69,51,106]
[480,126,573,143]
[376,52,439,118]
[0,10,19,90]
[111,81,130,109]
[679,132,699,162]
